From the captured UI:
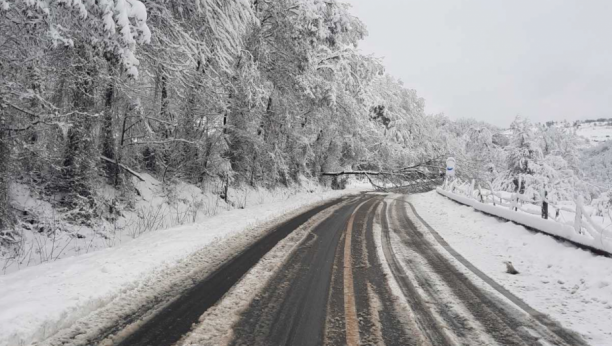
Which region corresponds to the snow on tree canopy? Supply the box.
[1,0,151,77]
[4,0,612,303]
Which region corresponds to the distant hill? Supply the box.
[541,118,612,145]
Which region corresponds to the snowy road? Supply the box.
[92,198,349,346]
[226,194,587,346]
[82,193,590,346]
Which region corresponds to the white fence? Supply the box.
[437,179,612,256]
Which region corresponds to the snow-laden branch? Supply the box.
[322,171,387,176]
[125,138,197,146]
[100,156,145,181]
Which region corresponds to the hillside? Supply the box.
[541,119,612,145]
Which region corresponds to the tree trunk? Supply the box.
[0,113,11,230]
[62,44,96,212]
[101,74,117,184]
[115,113,128,187]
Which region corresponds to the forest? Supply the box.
[1,0,611,270]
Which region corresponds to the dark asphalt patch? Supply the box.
[110,197,348,346]
[229,197,368,346]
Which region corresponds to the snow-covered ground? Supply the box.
[502,120,612,146]
[0,185,365,346]
[577,122,612,144]
[4,174,347,274]
[437,186,612,255]
[409,191,612,346]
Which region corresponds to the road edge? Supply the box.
[40,193,362,346]
[404,197,589,346]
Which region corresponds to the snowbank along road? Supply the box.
[68,193,589,346]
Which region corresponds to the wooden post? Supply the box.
[541,190,548,219]
[574,195,583,235]
[511,193,518,211]
[487,181,496,206]
[470,179,475,199]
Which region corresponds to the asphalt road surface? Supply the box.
[91,198,348,346]
[229,194,588,346]
[109,193,588,346]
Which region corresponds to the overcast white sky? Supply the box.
[346,0,612,127]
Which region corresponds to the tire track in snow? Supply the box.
[403,197,591,346]
[379,200,453,346]
[343,200,368,346]
[386,198,507,346]
[384,194,589,346]
[352,197,418,345]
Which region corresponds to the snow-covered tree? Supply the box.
[506,116,543,177]
[5,0,608,259]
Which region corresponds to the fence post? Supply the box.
[514,194,519,211]
[541,189,548,219]
[470,179,475,199]
[574,195,583,235]
[487,181,496,206]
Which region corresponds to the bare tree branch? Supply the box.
[100,156,145,182]
[7,103,40,118]
[125,138,197,146]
